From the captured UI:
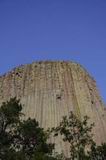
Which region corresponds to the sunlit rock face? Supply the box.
[0,61,106,156]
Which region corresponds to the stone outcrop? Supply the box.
[0,61,106,155]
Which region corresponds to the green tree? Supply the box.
[0,97,22,160]
[52,112,94,160]
[0,98,55,160]
[0,98,106,160]
[15,118,54,160]
[89,142,106,160]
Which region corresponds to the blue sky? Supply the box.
[0,0,106,103]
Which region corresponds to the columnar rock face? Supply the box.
[0,61,106,155]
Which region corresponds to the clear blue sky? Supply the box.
[0,0,106,103]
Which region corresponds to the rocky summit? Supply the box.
[0,61,106,156]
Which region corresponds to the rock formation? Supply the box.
[0,61,106,156]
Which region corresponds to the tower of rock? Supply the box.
[0,61,106,156]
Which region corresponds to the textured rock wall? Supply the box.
[0,61,106,155]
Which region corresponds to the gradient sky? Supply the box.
[0,0,106,103]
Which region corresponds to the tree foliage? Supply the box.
[0,98,55,160]
[0,98,106,160]
[52,112,106,160]
[88,142,106,160]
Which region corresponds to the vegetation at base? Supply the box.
[0,98,106,160]
[52,112,106,160]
